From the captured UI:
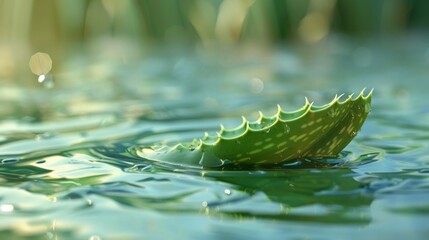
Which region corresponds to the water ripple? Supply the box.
[1,41,429,239]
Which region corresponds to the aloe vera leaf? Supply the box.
[138,90,372,167]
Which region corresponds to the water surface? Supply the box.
[1,38,429,239]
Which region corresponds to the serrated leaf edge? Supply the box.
[200,89,372,147]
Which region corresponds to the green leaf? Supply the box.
[138,89,373,168]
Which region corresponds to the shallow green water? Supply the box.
[1,38,429,239]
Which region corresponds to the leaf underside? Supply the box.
[138,90,372,168]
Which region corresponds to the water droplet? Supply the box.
[351,131,357,137]
[283,124,290,134]
[86,199,93,206]
[37,74,54,89]
[364,102,371,113]
[224,189,231,195]
[202,201,208,207]
[1,158,20,164]
[38,74,45,83]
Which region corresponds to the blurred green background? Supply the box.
[0,0,428,82]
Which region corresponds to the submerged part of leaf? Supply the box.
[138,90,373,167]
